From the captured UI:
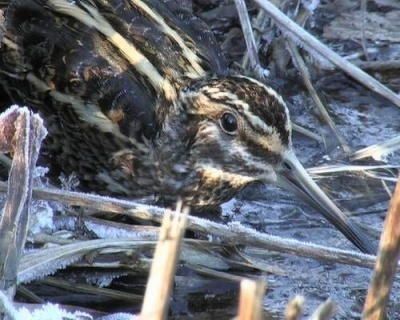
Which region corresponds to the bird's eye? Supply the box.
[282,161,293,172]
[220,112,238,134]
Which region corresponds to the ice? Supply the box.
[301,0,321,13]
[0,291,93,320]
[97,313,139,320]
[220,198,238,218]
[81,270,128,288]
[29,200,56,235]
[18,252,82,284]
[84,220,157,240]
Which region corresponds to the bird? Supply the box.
[0,0,376,254]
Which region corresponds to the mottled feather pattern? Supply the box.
[4,0,226,135]
[0,0,290,205]
[182,76,290,143]
[180,77,291,169]
[0,0,378,254]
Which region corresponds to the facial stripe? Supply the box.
[245,134,286,162]
[238,78,290,144]
[234,75,286,107]
[181,76,291,144]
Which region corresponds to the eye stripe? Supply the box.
[181,76,291,146]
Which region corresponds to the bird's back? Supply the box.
[0,0,227,196]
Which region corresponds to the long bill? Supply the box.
[274,151,377,255]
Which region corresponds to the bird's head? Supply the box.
[180,75,291,184]
[176,75,375,254]
[179,75,293,186]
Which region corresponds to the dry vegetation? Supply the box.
[1,0,400,319]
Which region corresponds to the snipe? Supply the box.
[0,0,376,253]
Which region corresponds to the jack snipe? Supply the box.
[0,0,376,253]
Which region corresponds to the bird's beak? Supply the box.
[274,150,376,254]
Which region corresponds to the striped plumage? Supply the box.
[2,0,223,199]
[0,0,376,253]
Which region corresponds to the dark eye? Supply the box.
[220,112,238,134]
[282,161,293,172]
